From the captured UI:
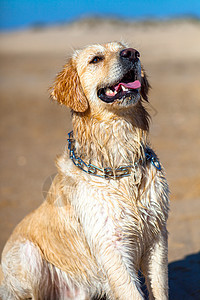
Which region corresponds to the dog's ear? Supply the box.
[141,69,151,102]
[50,59,88,112]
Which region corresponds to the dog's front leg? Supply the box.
[75,185,145,299]
[96,242,144,300]
[142,231,168,300]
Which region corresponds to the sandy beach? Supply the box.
[0,19,200,298]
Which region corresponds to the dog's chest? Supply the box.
[72,176,163,261]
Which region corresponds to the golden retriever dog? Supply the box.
[0,42,169,300]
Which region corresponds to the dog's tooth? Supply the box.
[121,85,128,92]
[105,87,116,96]
[121,86,126,92]
[105,87,111,94]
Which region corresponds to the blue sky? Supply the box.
[0,0,200,31]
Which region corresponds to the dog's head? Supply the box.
[50,42,150,113]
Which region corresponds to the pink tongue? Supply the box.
[114,80,141,92]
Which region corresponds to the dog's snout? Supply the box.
[120,48,140,62]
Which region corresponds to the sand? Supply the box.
[0,19,200,298]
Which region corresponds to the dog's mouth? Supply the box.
[97,70,141,103]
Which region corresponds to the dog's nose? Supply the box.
[120,48,140,62]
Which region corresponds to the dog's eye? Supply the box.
[90,56,103,64]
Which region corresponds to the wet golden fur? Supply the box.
[0,42,169,300]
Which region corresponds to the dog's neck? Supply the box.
[72,103,149,169]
